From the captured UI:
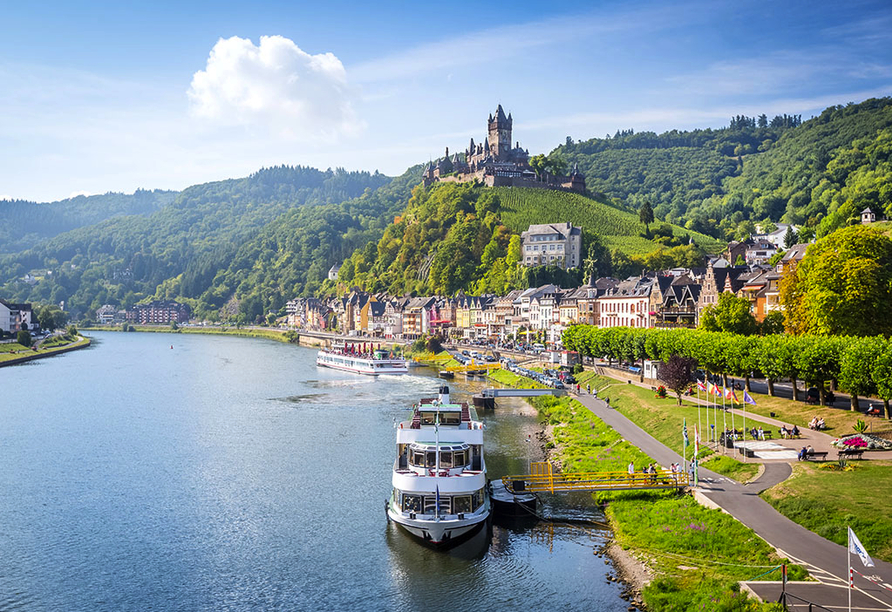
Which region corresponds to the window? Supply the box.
[453,495,472,513]
[454,450,466,466]
[426,451,437,468]
[402,494,422,512]
[440,451,453,468]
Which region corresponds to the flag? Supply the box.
[726,388,739,403]
[710,382,722,397]
[743,390,757,406]
[849,527,875,568]
[724,386,733,400]
[683,418,689,447]
[697,380,707,392]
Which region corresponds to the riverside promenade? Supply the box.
[574,390,892,610]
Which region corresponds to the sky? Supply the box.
[2,0,891,202]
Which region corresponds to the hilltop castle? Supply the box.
[422,105,586,193]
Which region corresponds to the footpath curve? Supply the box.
[574,392,892,610]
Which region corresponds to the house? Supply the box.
[520,223,583,269]
[696,262,749,323]
[744,239,778,266]
[383,298,409,339]
[96,304,120,325]
[0,299,35,333]
[599,277,656,328]
[650,275,700,328]
[753,224,798,249]
[862,208,876,224]
[403,297,436,339]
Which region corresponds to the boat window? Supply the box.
[473,488,485,511]
[409,449,424,467]
[420,412,436,425]
[426,451,437,468]
[441,413,460,425]
[453,495,472,514]
[402,494,422,513]
[440,451,453,468]
[453,450,466,466]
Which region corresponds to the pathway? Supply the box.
[574,391,892,610]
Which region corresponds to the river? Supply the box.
[0,331,628,611]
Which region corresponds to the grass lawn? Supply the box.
[700,455,761,483]
[0,335,90,364]
[530,392,804,610]
[409,350,460,368]
[762,460,892,563]
[576,371,769,482]
[733,392,891,439]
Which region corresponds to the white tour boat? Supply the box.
[316,343,408,376]
[387,386,490,546]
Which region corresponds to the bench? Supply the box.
[837,449,864,460]
[805,452,828,462]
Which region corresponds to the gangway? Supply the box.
[502,462,690,494]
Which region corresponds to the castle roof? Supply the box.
[494,104,509,123]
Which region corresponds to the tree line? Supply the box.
[561,325,892,418]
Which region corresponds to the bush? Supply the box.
[572,363,584,374]
[17,330,32,347]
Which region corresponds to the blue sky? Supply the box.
[2,0,891,202]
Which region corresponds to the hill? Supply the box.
[0,189,177,254]
[337,182,721,297]
[556,97,892,240]
[0,166,391,316]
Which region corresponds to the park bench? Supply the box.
[837,449,864,460]
[805,452,828,462]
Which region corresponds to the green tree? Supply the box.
[583,233,612,282]
[782,226,892,336]
[639,200,655,229]
[17,330,32,347]
[783,225,798,248]
[759,310,785,335]
[870,342,892,419]
[699,293,759,335]
[838,336,883,412]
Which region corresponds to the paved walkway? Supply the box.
[574,392,892,610]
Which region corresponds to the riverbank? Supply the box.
[485,364,805,611]
[0,335,91,367]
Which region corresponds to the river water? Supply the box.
[0,331,628,611]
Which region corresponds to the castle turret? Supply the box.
[488,104,512,160]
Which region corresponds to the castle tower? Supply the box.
[487,105,512,160]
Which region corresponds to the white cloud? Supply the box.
[188,35,360,139]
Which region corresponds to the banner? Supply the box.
[743,390,757,406]
[683,418,689,447]
[849,527,875,568]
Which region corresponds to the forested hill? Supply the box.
[555,97,892,240]
[0,166,391,316]
[337,182,721,298]
[0,189,177,254]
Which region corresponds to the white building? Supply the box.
[598,277,655,329]
[521,222,582,269]
[0,299,35,333]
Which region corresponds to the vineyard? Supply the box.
[495,187,723,256]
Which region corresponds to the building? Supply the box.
[126,301,191,325]
[862,208,876,224]
[744,239,779,266]
[422,106,586,193]
[599,277,656,329]
[96,304,126,325]
[0,299,35,333]
[521,222,583,269]
[328,264,341,281]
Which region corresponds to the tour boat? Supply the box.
[316,343,408,376]
[387,386,491,546]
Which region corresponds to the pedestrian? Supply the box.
[587,384,591,394]
[758,426,764,440]
[627,461,634,475]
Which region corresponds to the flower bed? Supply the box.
[832,433,892,450]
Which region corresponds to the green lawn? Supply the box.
[0,335,90,364]
[576,371,769,481]
[701,455,761,483]
[762,460,892,563]
[731,391,891,438]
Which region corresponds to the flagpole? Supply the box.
[697,381,702,452]
[722,388,727,455]
[742,398,747,463]
[848,526,852,612]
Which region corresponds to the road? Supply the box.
[573,389,892,610]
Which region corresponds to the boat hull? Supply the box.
[387,507,490,547]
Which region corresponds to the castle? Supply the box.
[422,105,586,193]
